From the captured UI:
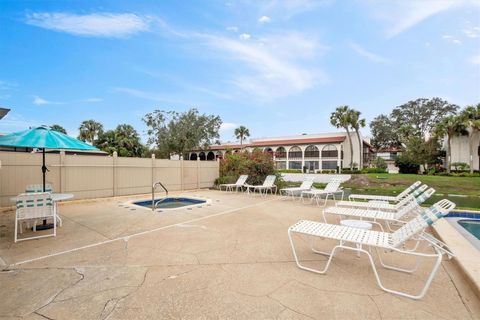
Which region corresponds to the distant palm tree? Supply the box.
[330,106,354,170]
[51,124,67,135]
[78,120,104,145]
[349,110,366,169]
[234,126,250,146]
[434,115,468,173]
[461,104,480,173]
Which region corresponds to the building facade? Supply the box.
[189,132,373,172]
[446,130,480,171]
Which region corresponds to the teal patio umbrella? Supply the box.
[0,125,98,191]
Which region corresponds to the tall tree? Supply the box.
[78,120,104,145]
[96,124,145,157]
[330,106,354,170]
[369,115,401,149]
[349,110,366,168]
[434,115,468,173]
[461,104,480,173]
[51,124,67,134]
[143,108,222,159]
[391,97,458,140]
[234,125,250,146]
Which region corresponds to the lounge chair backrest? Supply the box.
[395,184,428,209]
[299,177,315,189]
[263,175,276,187]
[324,176,343,192]
[395,181,422,201]
[235,175,248,186]
[390,199,455,247]
[16,192,54,220]
[394,188,435,219]
[26,184,53,193]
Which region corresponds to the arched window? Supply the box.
[264,147,274,157]
[288,146,302,158]
[304,145,319,158]
[190,153,198,160]
[207,151,215,161]
[215,151,223,160]
[199,152,206,160]
[275,146,286,158]
[322,144,338,157]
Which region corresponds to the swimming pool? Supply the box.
[130,196,209,211]
[458,220,480,240]
[446,211,480,249]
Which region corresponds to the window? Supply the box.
[304,145,319,158]
[322,144,338,157]
[199,152,206,160]
[207,151,215,161]
[275,161,286,170]
[305,161,319,171]
[289,161,302,169]
[322,160,337,170]
[288,146,302,158]
[190,153,197,160]
[275,147,287,158]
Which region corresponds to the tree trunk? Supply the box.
[346,128,353,170]
[240,136,243,146]
[447,136,451,173]
[356,129,362,169]
[469,131,474,174]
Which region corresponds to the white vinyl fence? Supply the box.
[0,151,219,207]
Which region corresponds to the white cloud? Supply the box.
[470,55,480,65]
[113,87,191,105]
[203,32,326,100]
[239,33,251,40]
[227,26,238,32]
[463,26,480,38]
[220,122,238,131]
[442,34,462,44]
[32,95,64,105]
[368,0,465,38]
[25,12,150,37]
[349,43,391,64]
[258,15,271,23]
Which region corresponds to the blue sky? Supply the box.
[1,0,479,143]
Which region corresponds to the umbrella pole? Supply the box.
[42,148,46,192]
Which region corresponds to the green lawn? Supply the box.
[289,173,480,211]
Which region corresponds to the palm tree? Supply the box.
[350,110,366,169]
[434,115,468,173]
[51,124,67,134]
[234,126,250,146]
[330,106,354,170]
[78,120,104,145]
[461,104,480,173]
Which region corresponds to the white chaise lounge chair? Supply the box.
[301,177,344,206]
[335,184,428,211]
[245,175,277,197]
[348,181,422,203]
[288,199,455,300]
[323,188,435,230]
[219,175,248,192]
[280,177,315,200]
[15,192,57,242]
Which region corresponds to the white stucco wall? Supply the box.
[448,131,480,170]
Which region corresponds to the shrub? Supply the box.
[374,157,388,170]
[394,154,420,174]
[340,169,362,174]
[277,169,302,173]
[219,149,281,186]
[451,162,470,172]
[361,168,387,174]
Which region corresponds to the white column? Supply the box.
[337,144,342,172]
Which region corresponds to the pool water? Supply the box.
[132,197,206,209]
[458,220,480,240]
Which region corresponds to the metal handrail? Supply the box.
[152,181,169,211]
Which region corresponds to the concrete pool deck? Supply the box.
[0,190,479,319]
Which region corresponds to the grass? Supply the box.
[282,173,480,211]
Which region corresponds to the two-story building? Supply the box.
[188,132,374,172]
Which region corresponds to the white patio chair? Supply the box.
[335,184,429,211]
[348,181,422,203]
[15,192,57,242]
[323,188,436,231]
[26,183,53,193]
[301,176,344,206]
[288,199,455,300]
[245,175,277,197]
[280,177,315,200]
[219,175,248,192]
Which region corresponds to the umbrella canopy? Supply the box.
[0,126,99,192]
[0,125,97,150]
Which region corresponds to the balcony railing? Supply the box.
[275,152,287,158]
[304,151,319,158]
[288,152,303,158]
[321,150,338,158]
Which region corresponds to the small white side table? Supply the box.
[340,219,372,257]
